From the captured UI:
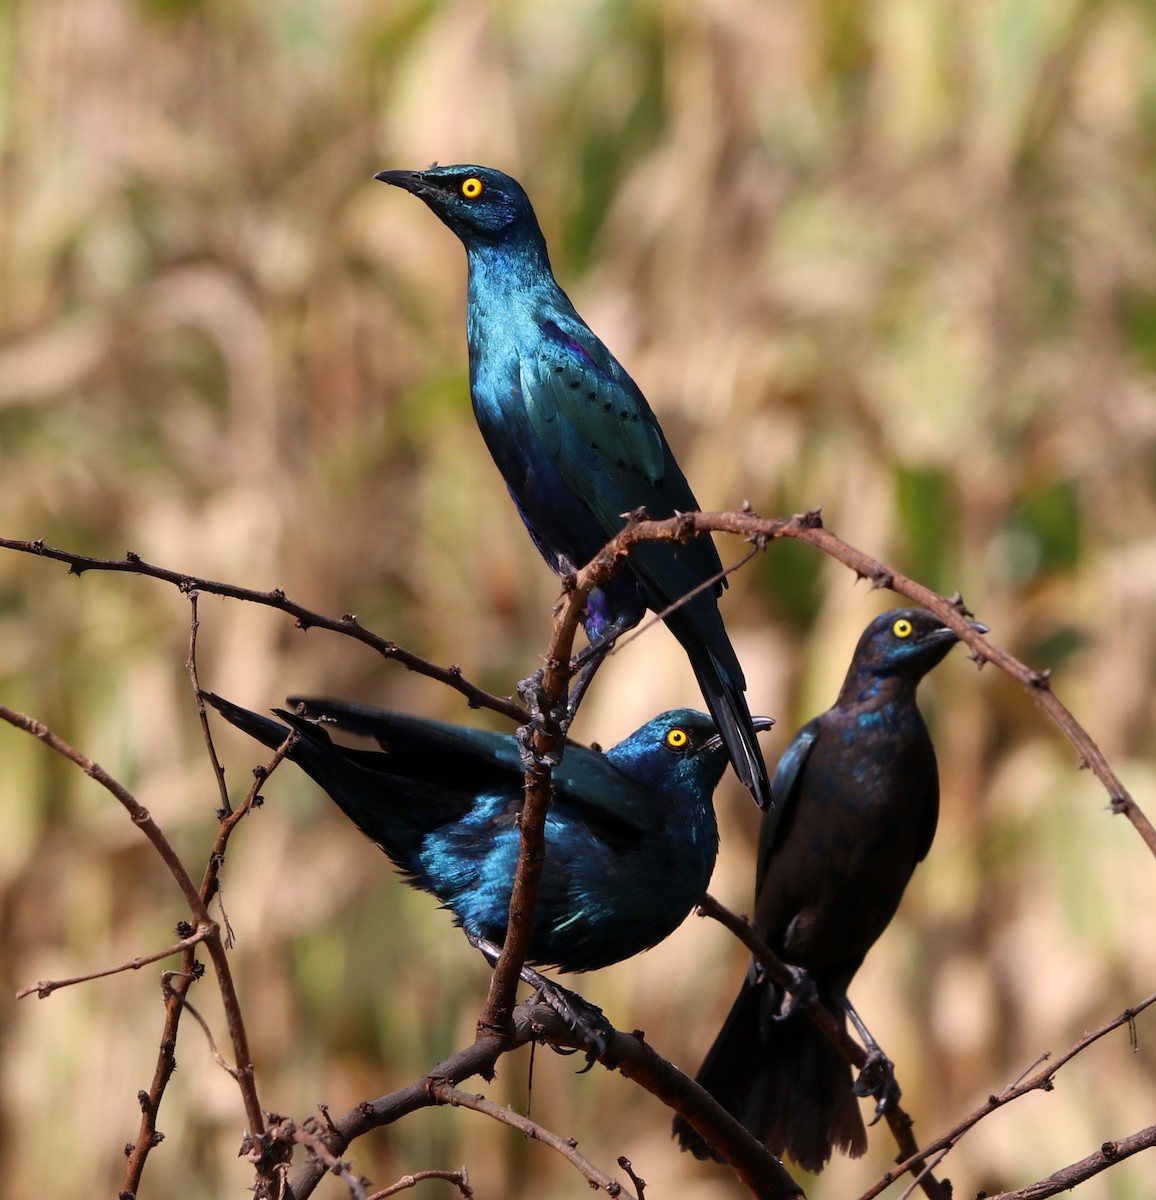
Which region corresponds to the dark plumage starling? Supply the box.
[674,608,981,1172]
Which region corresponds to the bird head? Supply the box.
[608,709,775,794]
[375,164,540,245]
[851,607,987,685]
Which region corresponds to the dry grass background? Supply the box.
[3,0,1156,1196]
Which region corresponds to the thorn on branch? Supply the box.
[620,506,649,525]
[870,567,893,591]
[1029,668,1052,689]
[1111,795,1130,816]
[32,538,45,553]
[796,507,824,529]
[126,550,142,563]
[618,1156,646,1198]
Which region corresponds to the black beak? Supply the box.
[703,714,774,754]
[374,169,434,197]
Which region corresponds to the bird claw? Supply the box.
[515,672,567,769]
[853,1047,901,1123]
[467,933,611,1060]
[774,963,818,1021]
[530,980,613,1063]
[515,721,563,771]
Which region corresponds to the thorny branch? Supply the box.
[4,509,1149,858]
[1,702,269,1153]
[856,991,1156,1200]
[4,508,1155,1198]
[283,1001,801,1200]
[431,1081,637,1197]
[0,536,527,724]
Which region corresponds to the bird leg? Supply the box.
[565,610,635,721]
[564,641,612,722]
[468,933,612,1060]
[845,995,901,1122]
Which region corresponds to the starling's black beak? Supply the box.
[704,715,774,754]
[374,169,433,197]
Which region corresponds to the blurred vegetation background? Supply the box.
[3,0,1156,1196]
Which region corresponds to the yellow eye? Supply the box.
[461,176,484,199]
[893,618,913,639]
[666,728,689,749]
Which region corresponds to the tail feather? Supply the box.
[673,975,867,1174]
[681,635,774,813]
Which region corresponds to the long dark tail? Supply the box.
[678,628,774,814]
[673,975,866,1175]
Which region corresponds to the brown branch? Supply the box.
[285,1000,800,1200]
[475,549,595,1034]
[187,590,233,817]
[431,1081,636,1197]
[698,895,949,1200]
[6,513,1151,1197]
[0,704,268,1169]
[369,1167,473,1200]
[4,513,1150,857]
[979,1123,1156,1199]
[16,925,212,999]
[856,991,1156,1200]
[0,536,527,725]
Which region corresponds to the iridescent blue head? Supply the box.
[606,708,775,796]
[375,164,542,246]
[840,607,986,700]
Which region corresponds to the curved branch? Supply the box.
[431,1081,634,1197]
[285,1001,800,1200]
[570,508,1156,858]
[0,705,267,1151]
[980,1123,1156,1200]
[856,991,1156,1199]
[0,537,527,724]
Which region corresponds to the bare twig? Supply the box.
[187,591,232,816]
[584,508,1156,858]
[979,1123,1156,1199]
[16,925,212,999]
[161,972,244,1078]
[369,1166,473,1200]
[0,536,526,723]
[285,1000,801,1200]
[0,705,267,1161]
[432,1081,635,1197]
[856,991,1156,1200]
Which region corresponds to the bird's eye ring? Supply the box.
[893,618,913,638]
[461,177,484,199]
[666,728,689,749]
